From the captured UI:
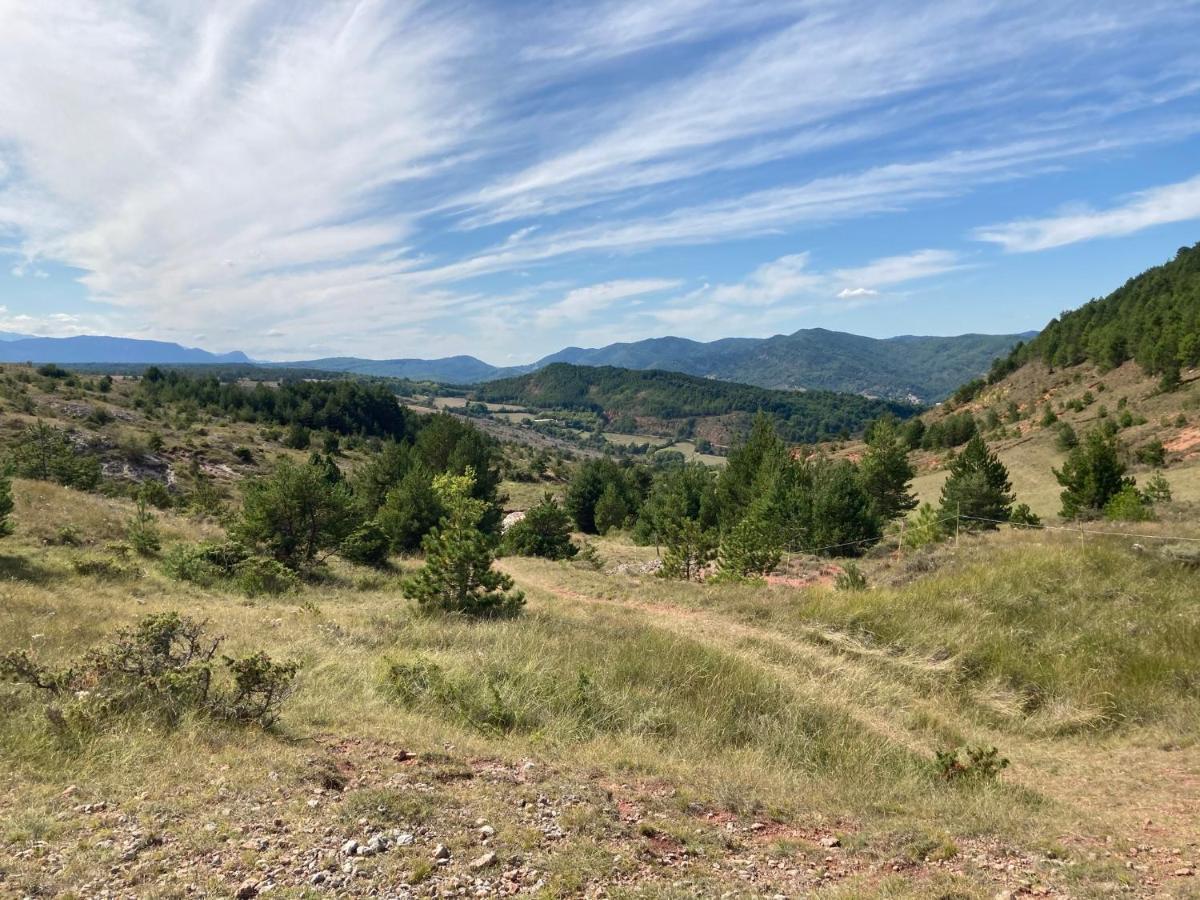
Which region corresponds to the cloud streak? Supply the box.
[973,174,1200,252]
[0,1,1198,357]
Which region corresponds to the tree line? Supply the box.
[473,363,921,444]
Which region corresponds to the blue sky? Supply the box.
[1,1,1200,362]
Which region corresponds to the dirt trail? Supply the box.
[506,561,1200,895]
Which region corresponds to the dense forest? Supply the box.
[135,368,420,440]
[996,242,1200,384]
[473,363,919,444]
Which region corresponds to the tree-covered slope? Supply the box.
[536,328,1030,401]
[474,363,918,443]
[284,328,1028,401]
[997,241,1200,382]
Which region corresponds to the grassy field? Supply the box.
[2,478,1199,898]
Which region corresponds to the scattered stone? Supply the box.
[434,843,451,861]
[470,851,498,871]
[479,825,496,839]
[820,836,841,848]
[340,839,359,856]
[235,880,259,900]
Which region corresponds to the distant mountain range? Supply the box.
[293,328,1033,402]
[2,327,1032,402]
[0,335,250,365]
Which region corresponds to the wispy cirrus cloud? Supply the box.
[649,248,962,335]
[973,173,1200,252]
[534,278,681,327]
[0,1,1199,358]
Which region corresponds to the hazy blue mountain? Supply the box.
[290,355,520,383]
[0,331,35,341]
[533,329,1034,402]
[286,328,1032,401]
[0,335,250,364]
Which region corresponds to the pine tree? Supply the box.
[901,502,944,548]
[234,456,358,570]
[809,459,881,555]
[1054,427,1133,519]
[403,468,524,618]
[858,418,917,522]
[717,499,781,578]
[593,482,629,534]
[377,464,442,552]
[939,435,1014,529]
[660,518,717,581]
[503,493,577,560]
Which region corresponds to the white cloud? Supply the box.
[649,247,960,337]
[0,1,480,348]
[973,173,1200,252]
[0,2,1198,358]
[831,249,964,290]
[535,278,680,326]
[457,2,1200,228]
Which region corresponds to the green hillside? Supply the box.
[995,241,1200,383]
[473,362,918,444]
[543,328,1031,401]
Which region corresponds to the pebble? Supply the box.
[470,851,498,871]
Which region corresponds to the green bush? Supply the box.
[934,745,1009,781]
[1103,485,1154,522]
[0,613,298,731]
[834,563,868,592]
[233,556,299,597]
[71,553,142,580]
[502,494,577,560]
[339,521,391,568]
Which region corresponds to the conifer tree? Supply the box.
[1054,427,1133,519]
[858,418,917,522]
[593,482,629,534]
[717,499,781,578]
[939,434,1014,529]
[403,468,524,618]
[660,518,717,581]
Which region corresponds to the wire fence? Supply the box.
[774,509,1200,568]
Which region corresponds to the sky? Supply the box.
[1,1,1200,363]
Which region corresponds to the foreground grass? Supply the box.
[2,483,1198,897]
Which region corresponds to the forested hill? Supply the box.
[473,363,919,443]
[287,328,1029,402]
[993,241,1200,385]
[538,329,1030,402]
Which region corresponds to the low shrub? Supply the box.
[71,552,142,580]
[161,540,250,587]
[0,613,298,731]
[162,540,294,596]
[1103,485,1154,522]
[233,556,299,597]
[339,521,391,568]
[834,563,868,592]
[934,745,1009,781]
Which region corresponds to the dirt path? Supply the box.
[506,561,1200,897]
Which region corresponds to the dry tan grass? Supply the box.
[2,478,1198,897]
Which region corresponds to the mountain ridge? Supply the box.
[293,327,1034,401]
[0,335,250,365]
